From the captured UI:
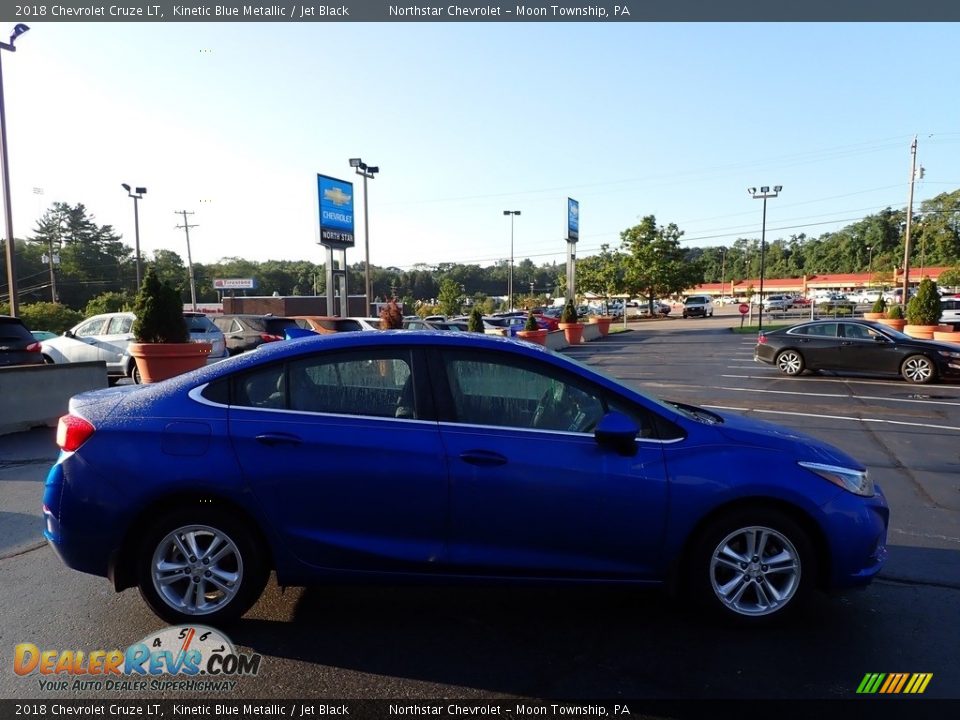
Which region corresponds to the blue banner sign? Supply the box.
[317,174,355,248]
[567,197,579,242]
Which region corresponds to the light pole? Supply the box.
[175,210,198,311]
[503,210,521,310]
[0,23,29,316]
[719,248,726,299]
[349,158,379,315]
[867,245,874,285]
[748,185,782,332]
[122,184,147,290]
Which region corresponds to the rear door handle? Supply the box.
[459,450,508,467]
[255,433,302,447]
[841,341,854,346]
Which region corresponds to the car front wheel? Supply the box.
[690,509,814,623]
[901,355,936,384]
[775,350,805,376]
[137,507,268,625]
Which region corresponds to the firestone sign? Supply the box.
[213,278,257,290]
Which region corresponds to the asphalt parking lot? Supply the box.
[2,314,958,703]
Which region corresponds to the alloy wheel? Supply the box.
[709,525,801,617]
[151,524,244,616]
[776,351,803,375]
[902,355,934,384]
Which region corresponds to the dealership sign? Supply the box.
[213,278,257,290]
[567,197,579,242]
[317,174,355,249]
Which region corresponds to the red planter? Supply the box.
[589,316,614,336]
[903,325,938,340]
[877,318,906,332]
[558,322,584,345]
[129,342,212,384]
[517,329,548,346]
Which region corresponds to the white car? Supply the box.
[714,296,737,305]
[41,312,227,384]
[756,295,794,311]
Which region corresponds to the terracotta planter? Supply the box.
[558,322,585,345]
[903,324,939,340]
[589,316,614,336]
[129,342,212,384]
[516,329,548,346]
[877,318,906,332]
[933,329,960,343]
[863,312,886,321]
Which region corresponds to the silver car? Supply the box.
[40,311,227,384]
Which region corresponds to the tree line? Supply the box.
[3,189,960,319]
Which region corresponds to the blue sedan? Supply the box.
[43,332,888,624]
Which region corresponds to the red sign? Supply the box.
[738,303,749,315]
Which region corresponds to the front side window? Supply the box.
[840,323,883,341]
[75,318,108,338]
[441,352,606,433]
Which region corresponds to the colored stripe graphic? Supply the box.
[857,673,932,694]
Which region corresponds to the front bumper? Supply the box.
[820,484,889,589]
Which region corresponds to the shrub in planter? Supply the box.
[878,303,906,332]
[129,269,210,383]
[517,310,548,346]
[871,297,887,314]
[558,299,584,344]
[904,278,942,339]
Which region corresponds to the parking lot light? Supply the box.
[748,186,782,331]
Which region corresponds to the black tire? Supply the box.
[900,355,936,385]
[42,355,55,365]
[775,349,805,376]
[682,312,688,319]
[688,507,816,624]
[131,364,142,385]
[136,506,268,625]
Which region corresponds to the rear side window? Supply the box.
[0,318,33,342]
[791,323,837,337]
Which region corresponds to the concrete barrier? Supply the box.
[0,362,108,437]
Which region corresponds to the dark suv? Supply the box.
[0,315,44,367]
[213,314,299,355]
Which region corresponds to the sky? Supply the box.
[5,22,960,273]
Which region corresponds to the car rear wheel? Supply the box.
[131,364,142,384]
[901,355,936,384]
[775,350,805,376]
[689,508,814,623]
[137,507,268,625]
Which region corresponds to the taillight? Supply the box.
[757,334,767,344]
[25,342,41,352]
[259,333,283,343]
[56,415,95,452]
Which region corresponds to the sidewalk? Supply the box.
[0,427,58,559]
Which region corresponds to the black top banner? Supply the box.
[1,1,960,22]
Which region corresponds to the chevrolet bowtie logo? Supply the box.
[324,187,351,206]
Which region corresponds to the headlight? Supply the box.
[938,350,960,360]
[799,461,874,497]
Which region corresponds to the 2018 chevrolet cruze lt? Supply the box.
[44,332,888,624]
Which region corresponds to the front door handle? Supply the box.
[255,433,302,447]
[459,450,508,467]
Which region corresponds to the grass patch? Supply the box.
[608,325,633,334]
[731,324,791,334]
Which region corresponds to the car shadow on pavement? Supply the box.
[227,580,934,699]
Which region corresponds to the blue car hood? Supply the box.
[713,410,864,471]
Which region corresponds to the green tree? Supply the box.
[18,302,83,334]
[620,216,703,312]
[85,291,135,317]
[906,277,942,326]
[576,244,625,311]
[437,278,464,316]
[468,306,484,333]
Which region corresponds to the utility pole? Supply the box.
[901,136,918,304]
[175,210,198,311]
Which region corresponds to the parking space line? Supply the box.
[702,405,960,433]
[721,373,960,393]
[715,385,960,408]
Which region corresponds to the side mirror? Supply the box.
[594,411,639,457]
[64,330,75,338]
[873,335,889,343]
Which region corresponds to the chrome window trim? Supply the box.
[187,384,437,426]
